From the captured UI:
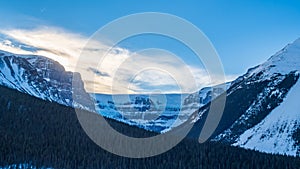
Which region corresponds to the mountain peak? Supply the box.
[244,38,300,81]
[267,38,300,71]
[0,50,94,111]
[210,38,300,156]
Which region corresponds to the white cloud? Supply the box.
[0,26,236,94]
[0,27,87,70]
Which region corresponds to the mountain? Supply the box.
[189,38,300,156]
[0,50,93,110]
[1,37,300,157]
[1,85,299,169]
[0,49,226,133]
[92,83,229,133]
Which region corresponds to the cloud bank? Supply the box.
[0,26,236,94]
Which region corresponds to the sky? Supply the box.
[0,0,300,93]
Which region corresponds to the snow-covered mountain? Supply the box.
[93,84,229,133]
[0,48,228,133]
[0,50,93,110]
[190,38,300,156]
[2,36,300,157]
[232,79,300,156]
[0,48,227,133]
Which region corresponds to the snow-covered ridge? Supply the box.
[0,50,93,110]
[212,38,300,156]
[233,77,300,156]
[93,83,229,133]
[0,48,228,133]
[266,38,300,72]
[246,38,300,78]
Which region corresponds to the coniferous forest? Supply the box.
[0,86,300,169]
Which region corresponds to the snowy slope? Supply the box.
[233,78,300,156]
[0,50,93,110]
[245,38,300,78]
[210,38,300,156]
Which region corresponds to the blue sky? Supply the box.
[0,0,300,93]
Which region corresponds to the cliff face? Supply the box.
[0,50,94,111]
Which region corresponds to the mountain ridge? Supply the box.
[201,38,300,156]
[0,84,299,169]
[1,38,300,157]
[0,50,93,111]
